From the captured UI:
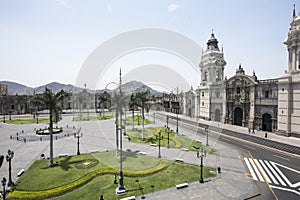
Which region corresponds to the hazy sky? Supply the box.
[0,0,297,91]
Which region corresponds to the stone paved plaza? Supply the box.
[0,112,260,199]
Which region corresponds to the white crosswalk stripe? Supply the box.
[244,158,287,186]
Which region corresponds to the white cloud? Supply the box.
[55,0,73,9]
[107,4,112,12]
[168,3,179,12]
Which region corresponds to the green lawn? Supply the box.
[73,115,114,121]
[126,127,216,154]
[9,151,216,200]
[3,118,49,124]
[125,115,152,126]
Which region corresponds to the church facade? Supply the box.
[181,7,300,136]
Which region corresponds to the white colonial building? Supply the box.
[182,6,300,137]
[277,6,300,137]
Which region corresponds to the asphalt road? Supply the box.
[156,113,300,200]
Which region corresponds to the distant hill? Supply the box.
[34,82,86,94]
[117,81,162,97]
[0,81,34,95]
[0,80,163,97]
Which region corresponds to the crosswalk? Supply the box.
[243,157,300,195]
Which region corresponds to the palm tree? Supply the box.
[136,91,149,140]
[98,91,110,117]
[129,93,138,130]
[35,88,66,167]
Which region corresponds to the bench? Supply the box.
[174,158,183,162]
[120,196,135,200]
[196,139,202,143]
[181,148,189,151]
[138,151,147,155]
[17,169,25,177]
[176,183,188,189]
[150,143,157,147]
[58,153,69,157]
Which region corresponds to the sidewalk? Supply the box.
[158,111,300,148]
[121,115,260,200]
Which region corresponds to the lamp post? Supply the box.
[158,129,162,158]
[116,69,126,196]
[166,115,169,129]
[193,146,206,183]
[205,128,209,146]
[1,177,7,200]
[176,108,179,135]
[167,127,170,148]
[116,118,126,195]
[74,128,82,155]
[6,150,14,187]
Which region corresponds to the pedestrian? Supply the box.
[265,132,267,138]
[248,128,250,134]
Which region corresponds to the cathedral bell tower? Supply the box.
[284,4,300,74]
[199,32,226,85]
[277,4,300,137]
[197,32,227,122]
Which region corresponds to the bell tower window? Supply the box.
[237,87,241,94]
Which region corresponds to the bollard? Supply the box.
[17,137,19,141]
[217,167,221,174]
[10,135,12,139]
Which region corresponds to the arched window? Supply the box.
[237,87,241,94]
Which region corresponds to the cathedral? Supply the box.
[182,6,300,137]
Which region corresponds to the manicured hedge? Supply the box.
[8,160,169,199]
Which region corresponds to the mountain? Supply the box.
[0,81,34,95]
[117,81,162,97]
[34,82,86,94]
[0,80,163,97]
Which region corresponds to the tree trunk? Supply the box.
[49,109,54,168]
[132,108,134,131]
[142,107,145,140]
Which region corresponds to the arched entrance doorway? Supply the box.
[262,113,272,132]
[234,107,243,126]
[215,109,221,122]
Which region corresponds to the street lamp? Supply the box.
[176,108,179,135]
[193,146,206,183]
[6,150,14,187]
[166,115,169,129]
[116,119,126,195]
[205,128,209,146]
[167,127,170,148]
[1,177,7,200]
[74,128,82,155]
[158,129,162,158]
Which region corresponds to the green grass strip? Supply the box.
[8,160,169,200]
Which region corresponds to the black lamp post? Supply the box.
[74,128,82,155]
[205,128,209,146]
[6,150,14,187]
[158,130,162,158]
[167,127,170,148]
[176,108,179,135]
[166,115,169,129]
[193,146,206,183]
[1,177,7,200]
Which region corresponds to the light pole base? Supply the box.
[116,186,127,196]
[199,179,204,183]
